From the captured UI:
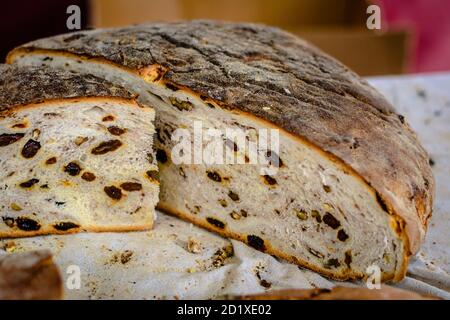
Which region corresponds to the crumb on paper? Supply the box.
[187,267,196,273]
[109,250,134,265]
[254,263,272,289]
[120,250,133,264]
[187,237,202,254]
[2,241,17,253]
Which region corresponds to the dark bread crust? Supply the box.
[8,20,434,254]
[0,64,134,112]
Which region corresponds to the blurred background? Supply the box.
[2,0,450,76]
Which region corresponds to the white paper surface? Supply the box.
[367,73,450,299]
[1,73,449,299]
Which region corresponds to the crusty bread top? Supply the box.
[0,64,135,112]
[8,20,434,253]
[0,250,63,300]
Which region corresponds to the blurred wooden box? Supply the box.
[90,0,182,26]
[293,27,409,75]
[90,0,409,76]
[179,0,366,27]
[91,0,366,27]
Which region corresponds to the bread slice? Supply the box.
[0,65,159,237]
[0,250,62,300]
[8,21,434,281]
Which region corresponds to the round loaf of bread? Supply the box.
[8,21,434,281]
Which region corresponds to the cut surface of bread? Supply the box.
[0,65,159,237]
[0,250,62,300]
[8,21,434,282]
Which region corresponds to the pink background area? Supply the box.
[377,0,450,73]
